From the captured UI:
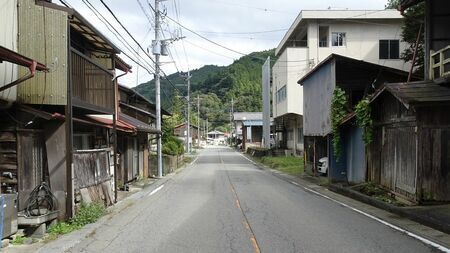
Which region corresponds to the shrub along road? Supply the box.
[35,147,447,252]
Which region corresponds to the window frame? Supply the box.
[318,26,329,48]
[331,32,346,47]
[379,39,400,60]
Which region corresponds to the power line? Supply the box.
[136,0,155,28]
[196,28,288,35]
[81,0,156,75]
[99,0,183,97]
[184,39,235,60]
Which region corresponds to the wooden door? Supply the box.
[394,127,417,195]
[17,130,46,210]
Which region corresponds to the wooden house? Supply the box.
[298,54,412,180]
[364,82,450,202]
[117,84,162,186]
[0,0,134,219]
[173,122,200,147]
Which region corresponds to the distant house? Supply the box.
[173,122,200,146]
[272,9,410,156]
[298,54,413,180]
[233,112,264,149]
[207,130,226,145]
[117,84,161,186]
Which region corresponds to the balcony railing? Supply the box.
[430,45,450,80]
[71,48,114,112]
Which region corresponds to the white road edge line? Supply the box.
[148,185,164,197]
[237,151,450,252]
[191,156,199,165]
[239,153,256,165]
[303,187,450,253]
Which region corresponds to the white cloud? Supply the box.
[62,0,389,88]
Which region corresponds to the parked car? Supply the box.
[317,157,328,175]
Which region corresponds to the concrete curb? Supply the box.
[327,184,450,235]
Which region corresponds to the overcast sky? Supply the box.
[60,0,390,87]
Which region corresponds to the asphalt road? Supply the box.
[64,147,439,253]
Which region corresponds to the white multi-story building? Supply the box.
[272,9,410,154]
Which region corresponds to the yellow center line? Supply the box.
[221,152,261,253]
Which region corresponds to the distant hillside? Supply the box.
[134,49,276,129]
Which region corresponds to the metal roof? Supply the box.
[233,112,263,121]
[119,84,171,116]
[385,81,450,108]
[298,54,412,85]
[69,11,120,53]
[243,120,263,126]
[119,113,160,134]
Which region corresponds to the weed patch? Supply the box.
[260,156,304,175]
[47,202,106,240]
[12,235,25,245]
[352,182,403,206]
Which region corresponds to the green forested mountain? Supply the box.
[134,49,275,130]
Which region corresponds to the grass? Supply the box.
[351,182,403,206]
[12,235,25,245]
[47,202,106,240]
[259,156,304,175]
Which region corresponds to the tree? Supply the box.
[386,0,425,76]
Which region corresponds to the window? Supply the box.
[332,32,346,47]
[298,127,304,143]
[319,26,329,47]
[288,130,293,141]
[379,40,400,59]
[277,85,287,104]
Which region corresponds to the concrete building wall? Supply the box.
[272,14,408,123]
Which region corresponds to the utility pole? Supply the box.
[154,0,162,178]
[180,72,191,153]
[206,118,208,143]
[230,98,234,145]
[197,94,200,148]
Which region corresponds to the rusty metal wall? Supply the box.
[16,0,68,105]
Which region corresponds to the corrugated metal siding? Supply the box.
[17,0,68,105]
[303,60,334,136]
[0,0,18,102]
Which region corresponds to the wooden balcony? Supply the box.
[430,45,450,80]
[71,48,115,114]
